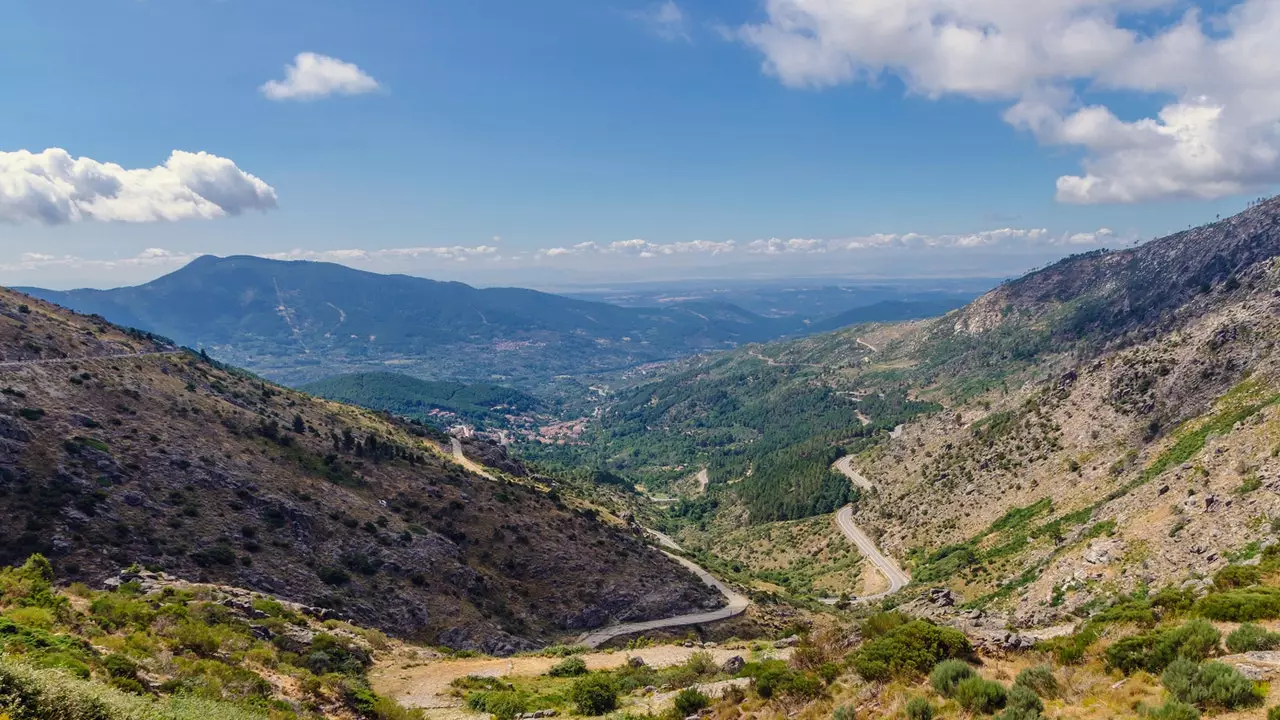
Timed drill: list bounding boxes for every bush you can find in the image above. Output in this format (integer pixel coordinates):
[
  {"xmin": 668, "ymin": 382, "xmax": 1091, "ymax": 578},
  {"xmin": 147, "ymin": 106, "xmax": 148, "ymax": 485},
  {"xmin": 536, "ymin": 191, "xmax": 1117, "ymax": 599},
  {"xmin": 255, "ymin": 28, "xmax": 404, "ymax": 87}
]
[
  {"xmin": 673, "ymin": 688, "xmax": 709, "ymax": 717},
  {"xmin": 1147, "ymin": 700, "xmax": 1200, "ymax": 720},
  {"xmin": 953, "ymin": 676, "xmax": 1007, "ymax": 714},
  {"xmin": 997, "ymin": 685, "xmax": 1043, "ymax": 720},
  {"xmin": 1269, "ymin": 706, "xmax": 1280, "ymax": 720},
  {"xmin": 905, "ymin": 697, "xmax": 934, "ymax": 720},
  {"xmin": 547, "ymin": 656, "xmax": 587, "ymax": 678},
  {"xmin": 1196, "ymin": 587, "xmax": 1280, "ymax": 621},
  {"xmin": 1161, "ymin": 659, "xmax": 1263, "ymax": 711},
  {"xmin": 929, "ymin": 659, "xmax": 976, "ymax": 696},
  {"xmin": 833, "ymin": 705, "xmax": 857, "ymax": 720},
  {"xmin": 479, "ymin": 691, "xmax": 526, "ymax": 720},
  {"xmin": 569, "ymin": 674, "xmax": 618, "ymax": 716},
  {"xmin": 1225, "ymin": 623, "xmax": 1280, "ymax": 653},
  {"xmin": 851, "ymin": 620, "xmax": 972, "ymax": 681},
  {"xmin": 684, "ymin": 650, "xmax": 717, "ymax": 677},
  {"xmin": 1105, "ymin": 619, "xmax": 1220, "ymax": 674},
  {"xmin": 1013, "ymin": 665, "xmax": 1058, "ymax": 699},
  {"xmin": 1213, "ymin": 565, "xmax": 1261, "ymax": 590},
  {"xmin": 860, "ymin": 612, "xmax": 909, "ymax": 638}
]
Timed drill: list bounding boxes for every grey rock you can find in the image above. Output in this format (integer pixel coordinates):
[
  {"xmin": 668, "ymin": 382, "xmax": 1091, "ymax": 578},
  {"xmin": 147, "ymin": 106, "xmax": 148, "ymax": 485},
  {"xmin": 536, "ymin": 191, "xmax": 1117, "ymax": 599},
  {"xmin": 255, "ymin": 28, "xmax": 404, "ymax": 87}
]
[{"xmin": 721, "ymin": 656, "xmax": 746, "ymax": 674}]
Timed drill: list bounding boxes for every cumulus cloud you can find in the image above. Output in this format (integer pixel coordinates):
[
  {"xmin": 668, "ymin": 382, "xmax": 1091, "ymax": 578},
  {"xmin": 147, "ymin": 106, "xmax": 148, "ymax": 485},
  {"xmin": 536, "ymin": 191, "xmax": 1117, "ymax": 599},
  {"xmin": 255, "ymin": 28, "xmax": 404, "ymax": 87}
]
[
  {"xmin": 737, "ymin": 0, "xmax": 1280, "ymax": 203},
  {"xmin": 261, "ymin": 53, "xmax": 380, "ymax": 101},
  {"xmin": 0, "ymin": 149, "xmax": 277, "ymax": 225},
  {"xmin": 634, "ymin": 1, "xmax": 691, "ymax": 42}
]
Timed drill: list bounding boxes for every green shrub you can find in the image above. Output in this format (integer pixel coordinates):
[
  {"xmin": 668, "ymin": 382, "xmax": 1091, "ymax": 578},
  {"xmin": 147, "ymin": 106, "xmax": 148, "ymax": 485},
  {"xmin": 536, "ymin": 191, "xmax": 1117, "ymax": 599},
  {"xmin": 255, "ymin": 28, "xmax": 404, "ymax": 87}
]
[
  {"xmin": 860, "ymin": 612, "xmax": 909, "ymax": 639},
  {"xmin": 1013, "ymin": 665, "xmax": 1058, "ymax": 699},
  {"xmin": 1225, "ymin": 623, "xmax": 1280, "ymax": 653},
  {"xmin": 1213, "ymin": 565, "xmax": 1262, "ymax": 590},
  {"xmin": 1269, "ymin": 706, "xmax": 1280, "ymax": 720},
  {"xmin": 673, "ymin": 687, "xmax": 710, "ymax": 717},
  {"xmin": 684, "ymin": 650, "xmax": 717, "ymax": 677},
  {"xmin": 469, "ymin": 690, "xmax": 526, "ymax": 720},
  {"xmin": 953, "ymin": 676, "xmax": 1007, "ymax": 714},
  {"xmin": 851, "ymin": 620, "xmax": 972, "ymax": 681},
  {"xmin": 997, "ymin": 685, "xmax": 1043, "ymax": 720},
  {"xmin": 547, "ymin": 656, "xmax": 587, "ymax": 678},
  {"xmin": 1105, "ymin": 619, "xmax": 1220, "ymax": 674},
  {"xmin": 1146, "ymin": 699, "xmax": 1200, "ymax": 720},
  {"xmin": 569, "ymin": 674, "xmax": 618, "ymax": 716},
  {"xmin": 0, "ymin": 659, "xmax": 267, "ymax": 720},
  {"xmin": 905, "ymin": 696, "xmax": 934, "ymax": 720},
  {"xmin": 1161, "ymin": 659, "xmax": 1263, "ymax": 711},
  {"xmin": 929, "ymin": 659, "xmax": 976, "ymax": 697},
  {"xmin": 833, "ymin": 704, "xmax": 858, "ymax": 720},
  {"xmin": 1196, "ymin": 587, "xmax": 1280, "ymax": 621}
]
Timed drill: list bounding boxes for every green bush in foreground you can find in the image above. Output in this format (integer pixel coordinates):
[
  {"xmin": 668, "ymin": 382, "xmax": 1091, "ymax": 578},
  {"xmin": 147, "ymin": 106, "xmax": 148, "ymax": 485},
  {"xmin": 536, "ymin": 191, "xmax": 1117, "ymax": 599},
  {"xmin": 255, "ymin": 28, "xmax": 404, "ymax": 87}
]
[
  {"xmin": 905, "ymin": 696, "xmax": 934, "ymax": 720},
  {"xmin": 547, "ymin": 656, "xmax": 588, "ymax": 677},
  {"xmin": 1013, "ymin": 665, "xmax": 1058, "ymax": 699},
  {"xmin": 1146, "ymin": 699, "xmax": 1200, "ymax": 720},
  {"xmin": 1225, "ymin": 623, "xmax": 1280, "ymax": 653},
  {"xmin": 0, "ymin": 660, "xmax": 267, "ymax": 720},
  {"xmin": 1269, "ymin": 706, "xmax": 1280, "ymax": 720},
  {"xmin": 929, "ymin": 659, "xmax": 976, "ymax": 696},
  {"xmin": 1161, "ymin": 659, "xmax": 1263, "ymax": 711},
  {"xmin": 569, "ymin": 674, "xmax": 619, "ymax": 716},
  {"xmin": 953, "ymin": 676, "xmax": 1007, "ymax": 714},
  {"xmin": 1105, "ymin": 619, "xmax": 1220, "ymax": 674},
  {"xmin": 1195, "ymin": 586, "xmax": 1280, "ymax": 621},
  {"xmin": 852, "ymin": 620, "xmax": 972, "ymax": 681},
  {"xmin": 673, "ymin": 687, "xmax": 710, "ymax": 717},
  {"xmin": 997, "ymin": 685, "xmax": 1043, "ymax": 720}
]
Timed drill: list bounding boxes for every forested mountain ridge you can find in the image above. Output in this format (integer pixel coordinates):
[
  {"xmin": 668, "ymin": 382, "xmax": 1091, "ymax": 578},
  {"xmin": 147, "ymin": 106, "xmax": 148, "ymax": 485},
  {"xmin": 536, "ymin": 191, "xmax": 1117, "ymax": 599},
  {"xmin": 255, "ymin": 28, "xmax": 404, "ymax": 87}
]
[
  {"xmin": 20, "ymin": 255, "xmax": 798, "ymax": 386},
  {"xmin": 0, "ymin": 286, "xmax": 720, "ymax": 654}
]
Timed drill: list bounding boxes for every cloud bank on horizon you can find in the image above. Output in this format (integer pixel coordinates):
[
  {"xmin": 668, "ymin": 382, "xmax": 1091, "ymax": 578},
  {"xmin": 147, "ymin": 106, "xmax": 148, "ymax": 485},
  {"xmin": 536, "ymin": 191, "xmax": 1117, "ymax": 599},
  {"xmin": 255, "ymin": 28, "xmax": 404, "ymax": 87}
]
[
  {"xmin": 0, "ymin": 225, "xmax": 1123, "ymax": 289},
  {"xmin": 736, "ymin": 0, "xmax": 1280, "ymax": 204}
]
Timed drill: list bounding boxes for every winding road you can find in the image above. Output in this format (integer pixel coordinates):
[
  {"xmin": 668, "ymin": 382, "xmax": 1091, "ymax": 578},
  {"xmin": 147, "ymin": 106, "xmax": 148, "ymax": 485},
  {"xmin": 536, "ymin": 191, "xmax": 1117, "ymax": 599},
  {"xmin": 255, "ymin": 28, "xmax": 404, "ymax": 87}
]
[
  {"xmin": 831, "ymin": 455, "xmax": 912, "ymax": 601},
  {"xmin": 448, "ymin": 441, "xmax": 750, "ymax": 646},
  {"xmin": 575, "ymin": 552, "xmax": 750, "ymax": 648}
]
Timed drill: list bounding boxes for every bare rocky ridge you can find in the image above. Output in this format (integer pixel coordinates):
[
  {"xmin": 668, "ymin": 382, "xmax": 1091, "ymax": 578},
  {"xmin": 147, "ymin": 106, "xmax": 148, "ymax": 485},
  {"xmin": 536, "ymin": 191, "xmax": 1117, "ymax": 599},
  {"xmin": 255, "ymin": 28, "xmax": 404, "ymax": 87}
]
[{"xmin": 0, "ymin": 288, "xmax": 720, "ymax": 654}]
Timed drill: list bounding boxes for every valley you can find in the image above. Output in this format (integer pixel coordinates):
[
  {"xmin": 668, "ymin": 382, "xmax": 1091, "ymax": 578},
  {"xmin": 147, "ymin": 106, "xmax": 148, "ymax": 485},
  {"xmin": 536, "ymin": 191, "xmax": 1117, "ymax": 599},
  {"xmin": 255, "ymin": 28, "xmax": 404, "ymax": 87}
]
[{"xmin": 8, "ymin": 200, "xmax": 1280, "ymax": 720}]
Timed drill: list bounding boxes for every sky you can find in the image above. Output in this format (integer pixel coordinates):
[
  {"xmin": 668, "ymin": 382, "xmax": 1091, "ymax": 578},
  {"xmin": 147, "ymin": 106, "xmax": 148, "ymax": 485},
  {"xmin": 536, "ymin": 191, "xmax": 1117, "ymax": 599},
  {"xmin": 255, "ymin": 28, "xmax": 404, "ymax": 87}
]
[{"xmin": 2, "ymin": 0, "xmax": 1278, "ymax": 290}]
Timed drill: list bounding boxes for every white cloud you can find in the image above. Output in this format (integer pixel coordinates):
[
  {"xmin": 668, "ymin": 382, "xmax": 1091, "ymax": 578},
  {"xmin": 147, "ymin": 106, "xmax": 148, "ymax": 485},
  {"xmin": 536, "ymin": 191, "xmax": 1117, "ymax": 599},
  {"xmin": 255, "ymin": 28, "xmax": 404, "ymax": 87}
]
[
  {"xmin": 738, "ymin": 0, "xmax": 1280, "ymax": 204},
  {"xmin": 747, "ymin": 237, "xmax": 826, "ymax": 254},
  {"xmin": 0, "ymin": 248, "xmax": 201, "ymax": 274},
  {"xmin": 0, "ymin": 149, "xmax": 277, "ymax": 225},
  {"xmin": 261, "ymin": 53, "xmax": 380, "ymax": 101},
  {"xmin": 265, "ymin": 245, "xmax": 499, "ymax": 264},
  {"xmin": 634, "ymin": 1, "xmax": 691, "ymax": 42}
]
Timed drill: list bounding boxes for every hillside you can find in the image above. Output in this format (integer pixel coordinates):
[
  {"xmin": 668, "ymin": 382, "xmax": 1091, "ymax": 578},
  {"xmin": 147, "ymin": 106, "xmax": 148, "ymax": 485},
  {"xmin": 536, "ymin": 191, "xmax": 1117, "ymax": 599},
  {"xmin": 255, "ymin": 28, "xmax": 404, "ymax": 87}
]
[
  {"xmin": 300, "ymin": 372, "xmax": 541, "ymax": 429},
  {"xmin": 0, "ymin": 286, "xmax": 722, "ymax": 655},
  {"xmin": 21, "ymin": 256, "xmax": 797, "ymax": 386},
  {"xmin": 563, "ymin": 196, "xmax": 1280, "ymax": 624}
]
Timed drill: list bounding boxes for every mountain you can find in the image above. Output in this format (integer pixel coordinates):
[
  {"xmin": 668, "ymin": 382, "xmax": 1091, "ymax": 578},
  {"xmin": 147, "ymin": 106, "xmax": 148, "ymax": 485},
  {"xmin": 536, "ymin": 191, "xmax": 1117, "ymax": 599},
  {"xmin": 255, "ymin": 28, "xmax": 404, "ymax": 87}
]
[
  {"xmin": 300, "ymin": 372, "xmax": 541, "ymax": 428},
  {"xmin": 561, "ymin": 196, "xmax": 1280, "ymax": 625},
  {"xmin": 20, "ymin": 255, "xmax": 798, "ymax": 386},
  {"xmin": 0, "ymin": 286, "xmax": 721, "ymax": 654}
]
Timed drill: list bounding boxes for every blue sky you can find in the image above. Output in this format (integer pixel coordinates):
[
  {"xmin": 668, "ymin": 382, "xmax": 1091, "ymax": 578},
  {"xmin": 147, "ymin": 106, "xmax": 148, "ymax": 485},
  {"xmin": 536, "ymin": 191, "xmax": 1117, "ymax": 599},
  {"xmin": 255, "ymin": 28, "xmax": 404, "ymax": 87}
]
[{"xmin": 1, "ymin": 0, "xmax": 1276, "ymax": 289}]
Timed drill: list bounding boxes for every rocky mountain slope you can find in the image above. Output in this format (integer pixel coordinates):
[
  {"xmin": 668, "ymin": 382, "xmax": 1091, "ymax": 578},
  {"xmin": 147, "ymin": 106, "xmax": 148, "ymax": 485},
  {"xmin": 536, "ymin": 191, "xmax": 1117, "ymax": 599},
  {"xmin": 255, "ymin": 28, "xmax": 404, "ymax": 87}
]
[
  {"xmin": 21, "ymin": 255, "xmax": 799, "ymax": 386},
  {"xmin": 579, "ymin": 196, "xmax": 1280, "ymax": 625},
  {"xmin": 0, "ymin": 287, "xmax": 720, "ymax": 654}
]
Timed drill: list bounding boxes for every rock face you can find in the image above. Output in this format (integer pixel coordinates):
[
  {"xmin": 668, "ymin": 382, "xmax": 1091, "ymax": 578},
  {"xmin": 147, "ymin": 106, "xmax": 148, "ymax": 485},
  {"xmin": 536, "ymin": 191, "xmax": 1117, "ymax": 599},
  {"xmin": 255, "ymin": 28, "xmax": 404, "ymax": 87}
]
[{"xmin": 0, "ymin": 288, "xmax": 720, "ymax": 654}]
